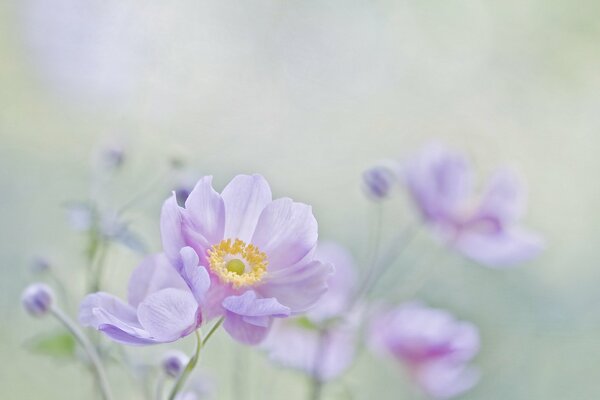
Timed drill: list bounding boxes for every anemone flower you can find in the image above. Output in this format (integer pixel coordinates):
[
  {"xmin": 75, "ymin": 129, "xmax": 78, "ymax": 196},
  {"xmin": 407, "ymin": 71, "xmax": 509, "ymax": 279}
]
[
  {"xmin": 404, "ymin": 143, "xmax": 543, "ymax": 267},
  {"xmin": 263, "ymin": 242, "xmax": 358, "ymax": 381},
  {"xmin": 80, "ymin": 248, "xmax": 208, "ymax": 345},
  {"xmin": 160, "ymin": 174, "xmax": 333, "ymax": 344},
  {"xmin": 369, "ymin": 302, "xmax": 480, "ymax": 399}
]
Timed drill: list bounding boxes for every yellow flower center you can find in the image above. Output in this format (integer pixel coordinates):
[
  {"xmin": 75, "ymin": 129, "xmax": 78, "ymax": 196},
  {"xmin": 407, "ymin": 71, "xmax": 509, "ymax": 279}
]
[{"xmin": 207, "ymin": 238, "xmax": 268, "ymax": 288}]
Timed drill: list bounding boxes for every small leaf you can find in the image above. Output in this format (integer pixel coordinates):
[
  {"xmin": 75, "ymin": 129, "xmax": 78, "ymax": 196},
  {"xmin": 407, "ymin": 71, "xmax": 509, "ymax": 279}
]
[{"xmin": 26, "ymin": 332, "xmax": 77, "ymax": 358}]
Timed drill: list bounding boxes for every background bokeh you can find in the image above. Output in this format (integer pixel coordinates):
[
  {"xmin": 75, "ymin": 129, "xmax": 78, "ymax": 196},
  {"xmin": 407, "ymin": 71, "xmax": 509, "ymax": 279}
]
[{"xmin": 2, "ymin": 0, "xmax": 600, "ymax": 399}]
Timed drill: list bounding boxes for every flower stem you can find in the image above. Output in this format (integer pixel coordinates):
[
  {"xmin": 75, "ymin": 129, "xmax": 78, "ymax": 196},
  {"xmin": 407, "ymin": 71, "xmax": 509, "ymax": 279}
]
[
  {"xmin": 50, "ymin": 307, "xmax": 114, "ymax": 400},
  {"xmin": 167, "ymin": 318, "xmax": 224, "ymax": 400}
]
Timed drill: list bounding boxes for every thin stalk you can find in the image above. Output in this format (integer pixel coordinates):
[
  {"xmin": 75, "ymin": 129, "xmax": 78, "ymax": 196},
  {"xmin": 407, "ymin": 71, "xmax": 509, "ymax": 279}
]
[
  {"xmin": 308, "ymin": 330, "xmax": 328, "ymax": 400},
  {"xmin": 50, "ymin": 307, "xmax": 114, "ymax": 400},
  {"xmin": 167, "ymin": 318, "xmax": 224, "ymax": 400}
]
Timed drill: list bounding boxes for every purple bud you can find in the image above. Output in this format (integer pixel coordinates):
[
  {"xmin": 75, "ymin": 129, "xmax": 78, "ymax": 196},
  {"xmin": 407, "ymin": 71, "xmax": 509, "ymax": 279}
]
[
  {"xmin": 162, "ymin": 350, "xmax": 189, "ymax": 378},
  {"xmin": 362, "ymin": 165, "xmax": 397, "ymax": 200},
  {"xmin": 22, "ymin": 283, "xmax": 54, "ymax": 317}
]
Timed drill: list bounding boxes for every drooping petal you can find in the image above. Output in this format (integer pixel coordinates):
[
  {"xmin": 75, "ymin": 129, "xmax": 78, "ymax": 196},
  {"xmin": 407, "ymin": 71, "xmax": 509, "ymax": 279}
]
[
  {"xmin": 184, "ymin": 176, "xmax": 225, "ymax": 245},
  {"xmin": 98, "ymin": 325, "xmax": 157, "ymax": 346},
  {"xmin": 251, "ymin": 198, "xmax": 318, "ymax": 268},
  {"xmin": 80, "ymin": 292, "xmax": 142, "ymax": 333},
  {"xmin": 258, "ymin": 260, "xmax": 333, "ymax": 314},
  {"xmin": 178, "ymin": 247, "xmax": 211, "ymax": 304},
  {"xmin": 221, "ymin": 174, "xmax": 272, "ymax": 242},
  {"xmin": 454, "ymin": 227, "xmax": 544, "ymax": 267},
  {"xmin": 222, "ymin": 312, "xmax": 271, "ymax": 345},
  {"xmin": 127, "ymin": 253, "xmax": 189, "ymax": 308},
  {"xmin": 137, "ymin": 288, "xmax": 200, "ymax": 342}
]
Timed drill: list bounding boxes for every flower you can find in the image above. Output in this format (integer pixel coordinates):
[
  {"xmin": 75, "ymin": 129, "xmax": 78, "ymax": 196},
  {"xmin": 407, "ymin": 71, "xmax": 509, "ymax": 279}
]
[
  {"xmin": 162, "ymin": 350, "xmax": 190, "ymax": 378},
  {"xmin": 22, "ymin": 283, "xmax": 54, "ymax": 317},
  {"xmin": 404, "ymin": 143, "xmax": 543, "ymax": 267},
  {"xmin": 369, "ymin": 302, "xmax": 480, "ymax": 399},
  {"xmin": 79, "ymin": 249, "xmax": 209, "ymax": 345},
  {"xmin": 263, "ymin": 242, "xmax": 359, "ymax": 381},
  {"xmin": 160, "ymin": 174, "xmax": 333, "ymax": 345}
]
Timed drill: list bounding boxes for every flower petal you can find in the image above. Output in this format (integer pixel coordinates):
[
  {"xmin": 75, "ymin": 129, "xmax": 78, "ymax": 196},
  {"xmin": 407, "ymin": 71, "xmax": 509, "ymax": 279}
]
[
  {"xmin": 251, "ymin": 198, "xmax": 318, "ymax": 268},
  {"xmin": 222, "ymin": 174, "xmax": 272, "ymax": 242},
  {"xmin": 476, "ymin": 168, "xmax": 526, "ymax": 224},
  {"xmin": 98, "ymin": 325, "xmax": 157, "ymax": 346},
  {"xmin": 259, "ymin": 260, "xmax": 333, "ymax": 313},
  {"xmin": 79, "ymin": 292, "xmax": 141, "ymax": 333},
  {"xmin": 127, "ymin": 253, "xmax": 189, "ymax": 308},
  {"xmin": 184, "ymin": 176, "xmax": 225, "ymax": 245},
  {"xmin": 455, "ymin": 227, "xmax": 544, "ymax": 267},
  {"xmin": 178, "ymin": 247, "xmax": 211, "ymax": 304},
  {"xmin": 137, "ymin": 288, "xmax": 200, "ymax": 342},
  {"xmin": 416, "ymin": 361, "xmax": 480, "ymax": 399},
  {"xmin": 223, "ymin": 312, "xmax": 271, "ymax": 345},
  {"xmin": 160, "ymin": 193, "xmax": 187, "ymax": 264},
  {"xmin": 222, "ymin": 290, "xmax": 290, "ymax": 318}
]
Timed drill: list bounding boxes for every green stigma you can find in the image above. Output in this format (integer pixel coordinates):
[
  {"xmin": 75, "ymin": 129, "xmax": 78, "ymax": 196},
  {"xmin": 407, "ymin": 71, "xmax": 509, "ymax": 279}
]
[{"xmin": 225, "ymin": 259, "xmax": 246, "ymax": 275}]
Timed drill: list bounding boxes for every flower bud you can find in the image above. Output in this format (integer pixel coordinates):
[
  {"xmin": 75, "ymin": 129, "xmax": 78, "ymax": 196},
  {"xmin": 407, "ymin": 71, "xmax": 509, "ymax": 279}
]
[
  {"xmin": 22, "ymin": 283, "xmax": 54, "ymax": 317},
  {"xmin": 362, "ymin": 165, "xmax": 397, "ymax": 200},
  {"xmin": 162, "ymin": 350, "xmax": 190, "ymax": 378}
]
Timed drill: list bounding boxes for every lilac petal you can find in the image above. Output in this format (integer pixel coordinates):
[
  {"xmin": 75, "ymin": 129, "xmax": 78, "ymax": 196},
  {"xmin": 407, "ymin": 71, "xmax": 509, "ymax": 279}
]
[
  {"xmin": 178, "ymin": 247, "xmax": 210, "ymax": 304},
  {"xmin": 160, "ymin": 193, "xmax": 187, "ymax": 264},
  {"xmin": 223, "ymin": 312, "xmax": 271, "ymax": 345},
  {"xmin": 264, "ymin": 320, "xmax": 357, "ymax": 381},
  {"xmin": 251, "ymin": 198, "xmax": 318, "ymax": 268},
  {"xmin": 416, "ymin": 362, "xmax": 480, "ymax": 399},
  {"xmin": 454, "ymin": 227, "xmax": 544, "ymax": 267},
  {"xmin": 476, "ymin": 168, "xmax": 526, "ymax": 224},
  {"xmin": 307, "ymin": 242, "xmax": 357, "ymax": 321},
  {"xmin": 127, "ymin": 253, "xmax": 189, "ymax": 308},
  {"xmin": 222, "ymin": 291, "xmax": 290, "ymax": 319},
  {"xmin": 221, "ymin": 174, "xmax": 272, "ymax": 242},
  {"xmin": 137, "ymin": 288, "xmax": 200, "ymax": 342},
  {"xmin": 80, "ymin": 292, "xmax": 141, "ymax": 333},
  {"xmin": 184, "ymin": 176, "xmax": 225, "ymax": 245},
  {"xmin": 405, "ymin": 144, "xmax": 472, "ymax": 222},
  {"xmin": 98, "ymin": 325, "xmax": 157, "ymax": 346},
  {"xmin": 259, "ymin": 260, "xmax": 334, "ymax": 313}
]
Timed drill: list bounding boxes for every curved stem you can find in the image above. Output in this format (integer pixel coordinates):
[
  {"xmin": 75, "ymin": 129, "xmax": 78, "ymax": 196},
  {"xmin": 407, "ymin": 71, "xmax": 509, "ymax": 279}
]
[
  {"xmin": 167, "ymin": 318, "xmax": 223, "ymax": 400},
  {"xmin": 50, "ymin": 307, "xmax": 114, "ymax": 400}
]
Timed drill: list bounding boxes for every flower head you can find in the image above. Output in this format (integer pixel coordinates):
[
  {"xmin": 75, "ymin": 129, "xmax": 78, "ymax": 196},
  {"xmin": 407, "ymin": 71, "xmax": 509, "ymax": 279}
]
[
  {"xmin": 404, "ymin": 143, "xmax": 543, "ymax": 267},
  {"xmin": 362, "ymin": 164, "xmax": 397, "ymax": 200},
  {"xmin": 79, "ymin": 248, "xmax": 209, "ymax": 345},
  {"xmin": 160, "ymin": 174, "xmax": 333, "ymax": 345},
  {"xmin": 369, "ymin": 302, "xmax": 480, "ymax": 399},
  {"xmin": 263, "ymin": 242, "xmax": 359, "ymax": 381},
  {"xmin": 22, "ymin": 283, "xmax": 54, "ymax": 317}
]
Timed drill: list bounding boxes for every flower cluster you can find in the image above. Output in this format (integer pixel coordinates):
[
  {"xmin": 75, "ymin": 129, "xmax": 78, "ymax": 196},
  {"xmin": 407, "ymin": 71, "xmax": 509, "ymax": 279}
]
[{"xmin": 22, "ymin": 142, "xmax": 543, "ymax": 399}]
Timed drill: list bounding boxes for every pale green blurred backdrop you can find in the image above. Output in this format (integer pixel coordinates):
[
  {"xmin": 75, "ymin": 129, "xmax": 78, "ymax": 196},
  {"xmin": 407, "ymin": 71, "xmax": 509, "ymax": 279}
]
[{"xmin": 2, "ymin": 0, "xmax": 600, "ymax": 399}]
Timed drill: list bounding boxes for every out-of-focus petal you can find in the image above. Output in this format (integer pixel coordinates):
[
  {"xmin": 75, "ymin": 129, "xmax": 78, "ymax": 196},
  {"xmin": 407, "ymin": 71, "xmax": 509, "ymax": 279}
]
[
  {"xmin": 252, "ymin": 198, "xmax": 318, "ymax": 268},
  {"xmin": 476, "ymin": 168, "xmax": 526, "ymax": 224},
  {"xmin": 184, "ymin": 176, "xmax": 225, "ymax": 245},
  {"xmin": 221, "ymin": 174, "xmax": 272, "ymax": 242},
  {"xmin": 137, "ymin": 288, "xmax": 200, "ymax": 342},
  {"xmin": 405, "ymin": 144, "xmax": 472, "ymax": 222},
  {"xmin": 454, "ymin": 227, "xmax": 544, "ymax": 267},
  {"xmin": 415, "ymin": 362, "xmax": 480, "ymax": 399},
  {"xmin": 127, "ymin": 254, "xmax": 189, "ymax": 308},
  {"xmin": 259, "ymin": 260, "xmax": 333, "ymax": 314}
]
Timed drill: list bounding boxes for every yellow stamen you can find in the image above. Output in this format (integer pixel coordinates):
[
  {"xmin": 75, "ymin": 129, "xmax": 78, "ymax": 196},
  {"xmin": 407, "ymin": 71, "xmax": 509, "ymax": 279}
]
[{"xmin": 207, "ymin": 239, "xmax": 268, "ymax": 288}]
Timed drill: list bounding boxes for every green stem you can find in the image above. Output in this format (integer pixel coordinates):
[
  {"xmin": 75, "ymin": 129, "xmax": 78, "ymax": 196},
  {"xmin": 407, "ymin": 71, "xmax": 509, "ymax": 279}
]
[
  {"xmin": 167, "ymin": 318, "xmax": 224, "ymax": 400},
  {"xmin": 50, "ymin": 307, "xmax": 114, "ymax": 400}
]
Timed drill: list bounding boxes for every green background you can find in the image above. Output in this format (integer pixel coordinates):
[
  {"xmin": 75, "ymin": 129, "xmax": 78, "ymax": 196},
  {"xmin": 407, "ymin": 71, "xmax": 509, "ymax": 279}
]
[{"xmin": 2, "ymin": 1, "xmax": 600, "ymax": 399}]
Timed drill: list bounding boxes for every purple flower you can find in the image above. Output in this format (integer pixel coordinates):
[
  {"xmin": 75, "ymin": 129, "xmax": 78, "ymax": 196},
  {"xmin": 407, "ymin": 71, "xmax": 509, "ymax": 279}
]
[
  {"xmin": 369, "ymin": 302, "xmax": 480, "ymax": 399},
  {"xmin": 22, "ymin": 283, "xmax": 54, "ymax": 317},
  {"xmin": 79, "ymin": 249, "xmax": 209, "ymax": 345},
  {"xmin": 160, "ymin": 174, "xmax": 333, "ymax": 345},
  {"xmin": 263, "ymin": 242, "xmax": 359, "ymax": 381},
  {"xmin": 405, "ymin": 143, "xmax": 543, "ymax": 267}
]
